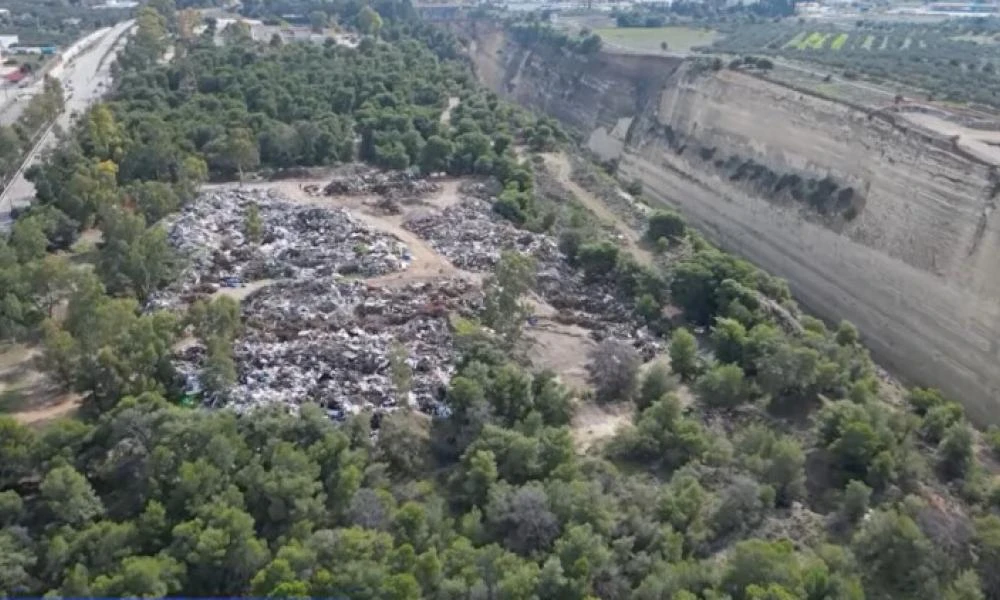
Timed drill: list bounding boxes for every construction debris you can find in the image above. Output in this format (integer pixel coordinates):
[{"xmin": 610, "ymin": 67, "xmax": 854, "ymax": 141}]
[
  {"xmin": 150, "ymin": 189, "xmax": 409, "ymax": 308},
  {"xmin": 175, "ymin": 277, "xmax": 481, "ymax": 416},
  {"xmin": 324, "ymin": 169, "xmax": 441, "ymax": 199},
  {"xmin": 404, "ymin": 196, "xmax": 561, "ymax": 271},
  {"xmin": 401, "ymin": 191, "xmax": 659, "ymax": 358}
]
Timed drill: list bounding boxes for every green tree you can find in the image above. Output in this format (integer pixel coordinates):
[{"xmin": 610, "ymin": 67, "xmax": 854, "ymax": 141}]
[
  {"xmin": 188, "ymin": 296, "xmax": 241, "ymax": 343},
  {"xmin": 90, "ymin": 555, "xmax": 185, "ymax": 598},
  {"xmin": 945, "ymin": 570, "xmax": 984, "ymax": 600},
  {"xmin": 10, "ymin": 215, "xmax": 49, "ymax": 263},
  {"xmin": 97, "ymin": 207, "xmax": 177, "ymax": 302},
  {"xmin": 481, "ymin": 251, "xmax": 536, "ymax": 347},
  {"xmin": 721, "ymin": 539, "xmax": 801, "ymax": 599},
  {"xmin": 309, "ymin": 10, "xmax": 328, "ymax": 32},
  {"xmin": 169, "ymin": 503, "xmax": 270, "ymax": 595},
  {"xmin": 646, "ymin": 209, "xmax": 686, "ymax": 242},
  {"xmin": 40, "ymin": 465, "xmax": 104, "ymax": 528},
  {"xmin": 388, "ymin": 341, "xmax": 412, "ymax": 404},
  {"xmin": 638, "ymin": 359, "xmax": 677, "ymax": 410},
  {"xmin": 419, "ymin": 135, "xmax": 453, "ymax": 173},
  {"xmin": 201, "ymin": 335, "xmax": 237, "ymax": 398},
  {"xmin": 0, "ymin": 530, "xmax": 35, "ymax": 597},
  {"xmin": 939, "ymin": 422, "xmax": 974, "ymax": 480},
  {"xmin": 358, "ymin": 6, "xmax": 383, "ymax": 35},
  {"xmin": 669, "ymin": 327, "xmax": 699, "ymax": 381},
  {"xmin": 852, "ymin": 509, "xmax": 941, "ymax": 599},
  {"xmin": 206, "ymin": 129, "xmax": 260, "ymax": 180},
  {"xmin": 0, "ymin": 417, "xmax": 35, "ymax": 488},
  {"xmin": 842, "ymin": 480, "xmax": 872, "ymax": 523},
  {"xmin": 697, "ymin": 363, "xmax": 750, "ymax": 408},
  {"xmin": 245, "ymin": 202, "xmax": 262, "ymax": 244}
]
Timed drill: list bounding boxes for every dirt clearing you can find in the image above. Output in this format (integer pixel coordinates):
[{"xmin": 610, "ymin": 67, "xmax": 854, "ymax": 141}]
[
  {"xmin": 0, "ymin": 344, "xmax": 80, "ymax": 425},
  {"xmin": 572, "ymin": 401, "xmax": 634, "ymax": 453}
]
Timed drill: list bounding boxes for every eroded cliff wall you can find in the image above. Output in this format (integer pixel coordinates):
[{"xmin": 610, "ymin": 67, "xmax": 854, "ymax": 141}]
[{"xmin": 464, "ymin": 23, "xmax": 1000, "ymax": 423}]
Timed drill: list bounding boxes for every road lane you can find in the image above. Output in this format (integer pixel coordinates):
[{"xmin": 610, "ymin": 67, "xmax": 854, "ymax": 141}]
[{"xmin": 0, "ymin": 19, "xmax": 134, "ymax": 228}]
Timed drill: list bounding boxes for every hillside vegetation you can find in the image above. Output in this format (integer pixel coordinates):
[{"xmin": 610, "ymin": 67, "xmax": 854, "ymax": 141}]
[{"xmin": 2, "ymin": 1, "xmax": 1000, "ymax": 599}]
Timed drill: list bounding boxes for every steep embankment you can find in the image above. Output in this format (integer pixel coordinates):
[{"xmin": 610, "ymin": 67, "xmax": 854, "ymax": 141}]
[{"xmin": 463, "ymin": 22, "xmax": 1000, "ymax": 424}]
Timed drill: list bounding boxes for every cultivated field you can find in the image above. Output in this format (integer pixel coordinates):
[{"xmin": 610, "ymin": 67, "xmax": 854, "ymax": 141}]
[
  {"xmin": 710, "ymin": 20, "xmax": 1000, "ymax": 107},
  {"xmin": 595, "ymin": 25, "xmax": 720, "ymax": 53}
]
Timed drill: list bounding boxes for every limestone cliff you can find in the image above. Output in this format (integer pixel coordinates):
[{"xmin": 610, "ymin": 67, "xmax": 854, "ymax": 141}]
[{"xmin": 463, "ymin": 22, "xmax": 1000, "ymax": 424}]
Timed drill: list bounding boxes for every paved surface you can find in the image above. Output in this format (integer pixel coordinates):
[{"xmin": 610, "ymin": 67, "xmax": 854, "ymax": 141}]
[
  {"xmin": 0, "ymin": 27, "xmax": 116, "ymax": 127},
  {"xmin": 0, "ymin": 19, "xmax": 134, "ymax": 228}
]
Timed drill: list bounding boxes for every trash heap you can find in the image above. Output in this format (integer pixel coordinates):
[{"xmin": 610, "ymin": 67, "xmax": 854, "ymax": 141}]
[
  {"xmin": 404, "ymin": 196, "xmax": 561, "ymax": 271},
  {"xmin": 151, "ymin": 189, "xmax": 409, "ymax": 307},
  {"xmin": 536, "ymin": 266, "xmax": 662, "ymax": 360},
  {"xmin": 402, "ymin": 192, "xmax": 660, "ymax": 359},
  {"xmin": 177, "ymin": 277, "xmax": 481, "ymax": 417},
  {"xmin": 323, "ymin": 169, "xmax": 441, "ymax": 198}
]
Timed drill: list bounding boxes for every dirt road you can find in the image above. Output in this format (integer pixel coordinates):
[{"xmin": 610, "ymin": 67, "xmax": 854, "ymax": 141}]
[{"xmin": 541, "ymin": 152, "xmax": 654, "ymax": 266}]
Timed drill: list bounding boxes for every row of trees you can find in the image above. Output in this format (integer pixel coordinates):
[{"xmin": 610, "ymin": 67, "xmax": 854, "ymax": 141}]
[{"xmin": 0, "ymin": 75, "xmax": 64, "ymax": 185}]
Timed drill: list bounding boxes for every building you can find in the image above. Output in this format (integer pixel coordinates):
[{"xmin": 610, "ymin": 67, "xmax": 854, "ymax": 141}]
[{"xmin": 0, "ymin": 35, "xmax": 19, "ymax": 51}]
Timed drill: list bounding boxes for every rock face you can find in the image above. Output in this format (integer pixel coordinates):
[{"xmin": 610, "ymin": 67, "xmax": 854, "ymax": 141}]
[{"xmin": 463, "ymin": 22, "xmax": 1000, "ymax": 424}]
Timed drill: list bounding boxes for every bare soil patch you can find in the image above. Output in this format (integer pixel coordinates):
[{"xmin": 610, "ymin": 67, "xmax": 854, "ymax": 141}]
[
  {"xmin": 572, "ymin": 401, "xmax": 634, "ymax": 453},
  {"xmin": 0, "ymin": 344, "xmax": 81, "ymax": 426}
]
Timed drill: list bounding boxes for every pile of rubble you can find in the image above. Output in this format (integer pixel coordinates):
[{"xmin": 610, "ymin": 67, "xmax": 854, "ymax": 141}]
[
  {"xmin": 535, "ymin": 266, "xmax": 662, "ymax": 360},
  {"xmin": 176, "ymin": 277, "xmax": 481, "ymax": 417},
  {"xmin": 150, "ymin": 189, "xmax": 409, "ymax": 307},
  {"xmin": 323, "ymin": 170, "xmax": 441, "ymax": 198},
  {"xmin": 399, "ymin": 183, "xmax": 660, "ymax": 358},
  {"xmin": 404, "ymin": 196, "xmax": 561, "ymax": 271}
]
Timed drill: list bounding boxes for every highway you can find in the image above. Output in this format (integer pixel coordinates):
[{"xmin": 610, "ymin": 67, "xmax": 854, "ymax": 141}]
[{"xmin": 0, "ymin": 19, "xmax": 134, "ymax": 228}]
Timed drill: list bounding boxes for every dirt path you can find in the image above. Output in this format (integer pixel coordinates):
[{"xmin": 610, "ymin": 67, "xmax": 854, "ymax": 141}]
[
  {"xmin": 11, "ymin": 396, "xmax": 81, "ymax": 425},
  {"xmin": 440, "ymin": 96, "xmax": 460, "ymax": 126},
  {"xmin": 540, "ymin": 152, "xmax": 654, "ymax": 266}
]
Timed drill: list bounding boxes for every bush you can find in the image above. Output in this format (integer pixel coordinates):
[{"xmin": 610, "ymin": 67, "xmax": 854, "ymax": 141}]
[
  {"xmin": 625, "ymin": 178, "xmax": 643, "ymax": 196},
  {"xmin": 842, "ymin": 479, "xmax": 872, "ymax": 523},
  {"xmin": 939, "ymin": 423, "xmax": 974, "ymax": 481},
  {"xmin": 577, "ymin": 241, "xmax": 619, "ymax": 282},
  {"xmin": 697, "ymin": 363, "xmax": 750, "ymax": 409},
  {"xmin": 669, "ymin": 328, "xmax": 699, "ymax": 381},
  {"xmin": 638, "ymin": 360, "xmax": 677, "ymax": 411},
  {"xmin": 646, "ymin": 209, "xmax": 686, "ymax": 242}
]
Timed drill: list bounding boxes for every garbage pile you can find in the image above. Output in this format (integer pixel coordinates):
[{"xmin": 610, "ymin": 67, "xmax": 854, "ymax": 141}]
[
  {"xmin": 151, "ymin": 189, "xmax": 409, "ymax": 307},
  {"xmin": 402, "ymin": 193, "xmax": 659, "ymax": 358},
  {"xmin": 404, "ymin": 197, "xmax": 561, "ymax": 271},
  {"xmin": 177, "ymin": 277, "xmax": 481, "ymax": 417},
  {"xmin": 536, "ymin": 266, "xmax": 662, "ymax": 360},
  {"xmin": 324, "ymin": 170, "xmax": 441, "ymax": 198}
]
